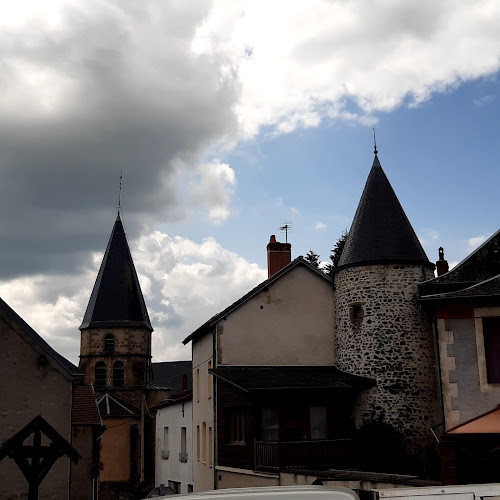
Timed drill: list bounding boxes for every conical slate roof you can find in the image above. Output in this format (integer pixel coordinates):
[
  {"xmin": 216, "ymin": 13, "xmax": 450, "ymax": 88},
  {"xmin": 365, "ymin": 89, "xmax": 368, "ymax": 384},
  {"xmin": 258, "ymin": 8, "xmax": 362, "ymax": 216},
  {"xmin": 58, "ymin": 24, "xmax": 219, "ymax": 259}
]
[
  {"xmin": 338, "ymin": 154, "xmax": 430, "ymax": 268},
  {"xmin": 80, "ymin": 213, "xmax": 152, "ymax": 330}
]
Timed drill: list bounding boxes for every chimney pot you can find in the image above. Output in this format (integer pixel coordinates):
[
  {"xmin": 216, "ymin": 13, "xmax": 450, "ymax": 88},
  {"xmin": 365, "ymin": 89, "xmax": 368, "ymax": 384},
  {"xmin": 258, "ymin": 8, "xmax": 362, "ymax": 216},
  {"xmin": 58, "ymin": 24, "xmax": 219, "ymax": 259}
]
[
  {"xmin": 436, "ymin": 246, "xmax": 449, "ymax": 276},
  {"xmin": 267, "ymin": 236, "xmax": 291, "ymax": 277}
]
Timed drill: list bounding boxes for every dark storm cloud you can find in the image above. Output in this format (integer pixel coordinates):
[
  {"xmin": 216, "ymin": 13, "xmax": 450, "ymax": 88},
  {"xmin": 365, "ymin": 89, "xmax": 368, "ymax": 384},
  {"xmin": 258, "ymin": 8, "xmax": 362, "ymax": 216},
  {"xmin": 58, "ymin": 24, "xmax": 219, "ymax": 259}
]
[{"xmin": 0, "ymin": 0, "xmax": 239, "ymax": 278}]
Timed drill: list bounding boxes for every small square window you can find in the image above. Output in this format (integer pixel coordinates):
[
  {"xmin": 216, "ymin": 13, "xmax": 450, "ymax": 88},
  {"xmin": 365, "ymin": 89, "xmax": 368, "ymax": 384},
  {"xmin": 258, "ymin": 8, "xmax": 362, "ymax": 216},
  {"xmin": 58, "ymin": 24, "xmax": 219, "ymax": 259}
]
[{"xmin": 349, "ymin": 304, "xmax": 364, "ymax": 326}]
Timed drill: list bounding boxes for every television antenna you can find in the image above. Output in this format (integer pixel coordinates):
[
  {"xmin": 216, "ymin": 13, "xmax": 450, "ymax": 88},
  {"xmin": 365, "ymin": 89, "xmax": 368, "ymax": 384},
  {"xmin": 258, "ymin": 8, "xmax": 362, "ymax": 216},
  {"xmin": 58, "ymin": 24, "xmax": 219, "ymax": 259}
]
[{"xmin": 279, "ymin": 220, "xmax": 293, "ymax": 243}]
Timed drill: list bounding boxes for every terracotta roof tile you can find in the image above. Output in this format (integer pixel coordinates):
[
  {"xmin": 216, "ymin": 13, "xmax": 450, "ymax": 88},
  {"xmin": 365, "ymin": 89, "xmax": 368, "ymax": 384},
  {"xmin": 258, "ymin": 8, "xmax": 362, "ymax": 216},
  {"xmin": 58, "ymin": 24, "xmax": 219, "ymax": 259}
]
[{"xmin": 72, "ymin": 385, "xmax": 102, "ymax": 426}]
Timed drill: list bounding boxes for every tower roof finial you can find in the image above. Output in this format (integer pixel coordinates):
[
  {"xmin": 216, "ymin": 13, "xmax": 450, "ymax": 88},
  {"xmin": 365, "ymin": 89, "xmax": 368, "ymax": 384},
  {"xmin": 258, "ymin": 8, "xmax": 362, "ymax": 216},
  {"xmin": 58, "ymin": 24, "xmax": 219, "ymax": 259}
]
[
  {"xmin": 373, "ymin": 128, "xmax": 378, "ymax": 155},
  {"xmin": 118, "ymin": 170, "xmax": 123, "ymax": 215}
]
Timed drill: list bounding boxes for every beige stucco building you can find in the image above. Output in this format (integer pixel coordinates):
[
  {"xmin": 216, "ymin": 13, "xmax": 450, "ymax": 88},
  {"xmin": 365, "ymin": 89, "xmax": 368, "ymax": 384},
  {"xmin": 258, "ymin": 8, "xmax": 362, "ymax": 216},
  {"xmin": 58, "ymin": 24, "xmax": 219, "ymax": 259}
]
[{"xmin": 0, "ymin": 297, "xmax": 101, "ymax": 500}]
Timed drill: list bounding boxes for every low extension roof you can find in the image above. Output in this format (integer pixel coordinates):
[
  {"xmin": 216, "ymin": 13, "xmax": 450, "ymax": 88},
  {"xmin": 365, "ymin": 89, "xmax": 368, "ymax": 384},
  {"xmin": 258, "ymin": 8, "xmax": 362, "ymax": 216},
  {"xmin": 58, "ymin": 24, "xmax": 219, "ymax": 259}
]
[
  {"xmin": 80, "ymin": 213, "xmax": 152, "ymax": 330},
  {"xmin": 97, "ymin": 393, "xmax": 140, "ymax": 417},
  {"xmin": 152, "ymin": 360, "xmax": 192, "ymax": 395},
  {"xmin": 183, "ymin": 256, "xmax": 332, "ymax": 345},
  {"xmin": 0, "ymin": 296, "xmax": 81, "ymax": 380},
  {"xmin": 338, "ymin": 154, "xmax": 430, "ymax": 269},
  {"xmin": 420, "ymin": 228, "xmax": 500, "ymax": 299},
  {"xmin": 209, "ymin": 365, "xmax": 375, "ymax": 392}
]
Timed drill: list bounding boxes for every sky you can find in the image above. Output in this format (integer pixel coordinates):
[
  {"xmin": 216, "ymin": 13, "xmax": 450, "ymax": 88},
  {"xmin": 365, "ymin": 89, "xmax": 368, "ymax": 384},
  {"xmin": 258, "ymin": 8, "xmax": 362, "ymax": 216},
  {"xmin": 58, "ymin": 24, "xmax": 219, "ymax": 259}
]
[{"xmin": 0, "ymin": 0, "xmax": 499, "ymax": 365}]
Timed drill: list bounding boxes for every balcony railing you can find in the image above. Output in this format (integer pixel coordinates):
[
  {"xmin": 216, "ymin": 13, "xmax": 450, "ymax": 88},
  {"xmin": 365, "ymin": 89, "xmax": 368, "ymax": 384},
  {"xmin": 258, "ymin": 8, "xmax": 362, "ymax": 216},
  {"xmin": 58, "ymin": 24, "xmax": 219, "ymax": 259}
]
[{"xmin": 255, "ymin": 439, "xmax": 352, "ymax": 471}]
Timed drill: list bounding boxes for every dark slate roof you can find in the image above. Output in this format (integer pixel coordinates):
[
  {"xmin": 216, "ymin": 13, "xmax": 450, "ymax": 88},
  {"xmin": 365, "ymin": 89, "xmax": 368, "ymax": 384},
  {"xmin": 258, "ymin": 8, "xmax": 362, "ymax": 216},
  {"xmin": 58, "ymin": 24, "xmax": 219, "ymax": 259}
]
[
  {"xmin": 152, "ymin": 360, "xmax": 192, "ymax": 395},
  {"xmin": 209, "ymin": 366, "xmax": 375, "ymax": 391},
  {"xmin": 419, "ymin": 229, "xmax": 500, "ymax": 297},
  {"xmin": 183, "ymin": 256, "xmax": 332, "ymax": 345},
  {"xmin": 80, "ymin": 213, "xmax": 152, "ymax": 330},
  {"xmin": 420, "ymin": 274, "xmax": 500, "ymax": 302},
  {"xmin": 0, "ymin": 296, "xmax": 82, "ymax": 380},
  {"xmin": 97, "ymin": 393, "xmax": 140, "ymax": 417},
  {"xmin": 338, "ymin": 154, "xmax": 430, "ymax": 269},
  {"xmin": 72, "ymin": 385, "xmax": 102, "ymax": 426}
]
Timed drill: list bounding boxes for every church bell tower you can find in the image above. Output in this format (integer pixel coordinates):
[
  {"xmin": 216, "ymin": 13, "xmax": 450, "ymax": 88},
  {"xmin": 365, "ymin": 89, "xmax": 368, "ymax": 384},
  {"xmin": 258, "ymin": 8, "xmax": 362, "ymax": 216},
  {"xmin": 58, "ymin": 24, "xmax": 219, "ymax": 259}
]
[{"xmin": 79, "ymin": 212, "xmax": 153, "ymax": 396}]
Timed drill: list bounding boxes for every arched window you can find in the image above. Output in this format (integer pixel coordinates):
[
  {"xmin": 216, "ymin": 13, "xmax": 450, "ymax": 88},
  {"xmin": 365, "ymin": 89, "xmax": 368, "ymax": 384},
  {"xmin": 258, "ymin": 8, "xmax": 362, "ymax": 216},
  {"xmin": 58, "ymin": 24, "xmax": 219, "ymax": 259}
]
[
  {"xmin": 113, "ymin": 361, "xmax": 125, "ymax": 387},
  {"xmin": 95, "ymin": 361, "xmax": 106, "ymax": 387},
  {"xmin": 104, "ymin": 334, "xmax": 115, "ymax": 355}
]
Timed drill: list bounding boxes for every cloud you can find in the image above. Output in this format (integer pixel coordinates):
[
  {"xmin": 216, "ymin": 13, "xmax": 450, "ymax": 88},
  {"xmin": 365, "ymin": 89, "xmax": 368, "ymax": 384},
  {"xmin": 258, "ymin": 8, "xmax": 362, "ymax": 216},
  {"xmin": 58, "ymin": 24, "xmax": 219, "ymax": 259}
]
[
  {"xmin": 194, "ymin": 0, "xmax": 500, "ymax": 137},
  {"xmin": 473, "ymin": 95, "xmax": 496, "ymax": 106},
  {"xmin": 315, "ymin": 222, "xmax": 327, "ymax": 231},
  {"xmin": 0, "ymin": 231, "xmax": 267, "ymax": 364},
  {"xmin": 468, "ymin": 235, "xmax": 487, "ymax": 249},
  {"xmin": 0, "ymin": 0, "xmax": 239, "ymax": 279},
  {"xmin": 186, "ymin": 160, "xmax": 236, "ymax": 224}
]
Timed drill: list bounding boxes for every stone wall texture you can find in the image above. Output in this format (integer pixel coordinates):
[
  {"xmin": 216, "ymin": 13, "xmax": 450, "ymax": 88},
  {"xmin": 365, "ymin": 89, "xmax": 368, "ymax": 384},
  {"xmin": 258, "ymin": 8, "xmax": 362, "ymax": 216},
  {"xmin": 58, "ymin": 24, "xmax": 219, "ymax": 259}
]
[{"xmin": 334, "ymin": 264, "xmax": 440, "ymax": 450}]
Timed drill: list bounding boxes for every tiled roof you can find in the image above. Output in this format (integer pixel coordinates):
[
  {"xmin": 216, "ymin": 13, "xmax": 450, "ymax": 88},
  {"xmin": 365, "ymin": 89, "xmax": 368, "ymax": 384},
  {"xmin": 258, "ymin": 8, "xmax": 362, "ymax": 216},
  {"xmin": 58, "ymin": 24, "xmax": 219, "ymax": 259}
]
[
  {"xmin": 338, "ymin": 154, "xmax": 430, "ymax": 269},
  {"xmin": 152, "ymin": 360, "xmax": 192, "ymax": 395},
  {"xmin": 183, "ymin": 257, "xmax": 332, "ymax": 344},
  {"xmin": 420, "ymin": 228, "xmax": 500, "ymax": 297},
  {"xmin": 210, "ymin": 365, "xmax": 375, "ymax": 391},
  {"xmin": 72, "ymin": 385, "xmax": 102, "ymax": 426},
  {"xmin": 80, "ymin": 213, "xmax": 152, "ymax": 330},
  {"xmin": 0, "ymin": 297, "xmax": 81, "ymax": 379}
]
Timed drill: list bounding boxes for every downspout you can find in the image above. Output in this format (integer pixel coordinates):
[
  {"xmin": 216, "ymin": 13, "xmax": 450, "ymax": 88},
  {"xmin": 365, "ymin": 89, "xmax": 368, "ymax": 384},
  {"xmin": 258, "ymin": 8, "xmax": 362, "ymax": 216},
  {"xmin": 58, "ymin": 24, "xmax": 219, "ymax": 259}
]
[
  {"xmin": 68, "ymin": 380, "xmax": 74, "ymax": 500},
  {"xmin": 141, "ymin": 393, "xmax": 145, "ymax": 482}
]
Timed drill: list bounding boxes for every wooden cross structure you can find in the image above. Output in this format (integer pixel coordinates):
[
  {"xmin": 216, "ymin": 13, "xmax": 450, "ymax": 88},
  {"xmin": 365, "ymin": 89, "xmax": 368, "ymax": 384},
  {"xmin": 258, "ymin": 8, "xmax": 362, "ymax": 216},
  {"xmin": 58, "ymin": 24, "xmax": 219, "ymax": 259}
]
[{"xmin": 0, "ymin": 415, "xmax": 80, "ymax": 500}]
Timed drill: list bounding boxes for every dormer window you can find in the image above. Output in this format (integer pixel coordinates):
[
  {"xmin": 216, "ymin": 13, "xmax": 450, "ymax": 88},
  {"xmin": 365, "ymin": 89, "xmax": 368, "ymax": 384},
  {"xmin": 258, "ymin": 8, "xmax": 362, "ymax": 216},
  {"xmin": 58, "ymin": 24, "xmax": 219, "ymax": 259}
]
[
  {"xmin": 104, "ymin": 334, "xmax": 115, "ymax": 355},
  {"xmin": 349, "ymin": 303, "xmax": 364, "ymax": 327}
]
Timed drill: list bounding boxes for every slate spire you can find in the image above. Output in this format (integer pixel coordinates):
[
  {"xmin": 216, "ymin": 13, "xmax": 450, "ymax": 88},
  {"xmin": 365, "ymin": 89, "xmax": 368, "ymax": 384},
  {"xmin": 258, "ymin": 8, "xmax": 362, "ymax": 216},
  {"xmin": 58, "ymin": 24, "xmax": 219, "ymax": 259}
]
[
  {"xmin": 338, "ymin": 152, "xmax": 430, "ymax": 268},
  {"xmin": 80, "ymin": 212, "xmax": 152, "ymax": 330}
]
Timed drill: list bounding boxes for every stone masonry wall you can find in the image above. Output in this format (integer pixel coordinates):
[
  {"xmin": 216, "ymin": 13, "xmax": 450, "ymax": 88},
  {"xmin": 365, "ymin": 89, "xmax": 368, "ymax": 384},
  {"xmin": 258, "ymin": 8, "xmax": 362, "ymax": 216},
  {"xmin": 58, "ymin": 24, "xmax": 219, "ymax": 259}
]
[
  {"xmin": 334, "ymin": 264, "xmax": 439, "ymax": 451},
  {"xmin": 79, "ymin": 327, "xmax": 151, "ymax": 388}
]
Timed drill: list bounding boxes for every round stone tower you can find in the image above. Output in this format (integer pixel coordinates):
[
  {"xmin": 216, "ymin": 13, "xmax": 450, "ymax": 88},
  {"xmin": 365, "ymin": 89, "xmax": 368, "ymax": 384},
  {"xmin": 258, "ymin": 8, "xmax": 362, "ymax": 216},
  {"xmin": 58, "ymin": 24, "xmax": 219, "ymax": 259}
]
[{"xmin": 334, "ymin": 152, "xmax": 439, "ymax": 452}]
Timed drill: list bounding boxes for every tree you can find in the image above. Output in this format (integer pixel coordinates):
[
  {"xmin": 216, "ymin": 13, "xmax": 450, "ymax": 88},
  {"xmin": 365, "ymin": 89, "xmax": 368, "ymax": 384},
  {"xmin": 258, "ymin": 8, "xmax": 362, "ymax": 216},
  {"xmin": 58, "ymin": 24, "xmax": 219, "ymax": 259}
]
[
  {"xmin": 305, "ymin": 249, "xmax": 320, "ymax": 268},
  {"xmin": 324, "ymin": 230, "xmax": 348, "ymax": 276}
]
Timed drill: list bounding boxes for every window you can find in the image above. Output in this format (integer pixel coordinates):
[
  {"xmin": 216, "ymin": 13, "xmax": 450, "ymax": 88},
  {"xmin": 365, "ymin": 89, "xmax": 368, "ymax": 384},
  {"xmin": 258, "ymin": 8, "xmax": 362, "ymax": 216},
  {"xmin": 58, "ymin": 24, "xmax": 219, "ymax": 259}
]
[
  {"xmin": 208, "ymin": 361, "xmax": 212, "ymax": 399},
  {"xmin": 349, "ymin": 303, "xmax": 364, "ymax": 326},
  {"xmin": 261, "ymin": 407, "xmax": 279, "ymax": 441},
  {"xmin": 94, "ymin": 361, "xmax": 106, "ymax": 386},
  {"xmin": 113, "ymin": 361, "xmax": 125, "ymax": 387},
  {"xmin": 182, "ymin": 373, "xmax": 188, "ymax": 392},
  {"xmin": 195, "ymin": 368, "xmax": 200, "ymax": 402},
  {"xmin": 104, "ymin": 333, "xmax": 115, "ymax": 354},
  {"xmin": 168, "ymin": 481, "xmax": 181, "ymax": 494},
  {"xmin": 309, "ymin": 406, "xmax": 327, "ymax": 440},
  {"xmin": 196, "ymin": 425, "xmax": 200, "ymax": 461},
  {"xmin": 180, "ymin": 427, "xmax": 187, "ymax": 462},
  {"xmin": 162, "ymin": 427, "xmax": 169, "ymax": 459},
  {"xmin": 188, "ymin": 484, "xmax": 193, "ymax": 494},
  {"xmin": 225, "ymin": 407, "xmax": 246, "ymax": 444},
  {"xmin": 208, "ymin": 426, "xmax": 213, "ymax": 466},
  {"xmin": 202, "ymin": 422, "xmax": 207, "ymax": 462},
  {"xmin": 483, "ymin": 317, "xmax": 500, "ymax": 383}
]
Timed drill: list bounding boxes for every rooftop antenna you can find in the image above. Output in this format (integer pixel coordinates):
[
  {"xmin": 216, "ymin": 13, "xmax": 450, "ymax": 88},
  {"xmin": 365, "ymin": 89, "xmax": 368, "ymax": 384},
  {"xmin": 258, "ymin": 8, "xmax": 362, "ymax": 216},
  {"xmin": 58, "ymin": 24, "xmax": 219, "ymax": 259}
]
[
  {"xmin": 373, "ymin": 128, "xmax": 378, "ymax": 155},
  {"xmin": 279, "ymin": 220, "xmax": 293, "ymax": 243}
]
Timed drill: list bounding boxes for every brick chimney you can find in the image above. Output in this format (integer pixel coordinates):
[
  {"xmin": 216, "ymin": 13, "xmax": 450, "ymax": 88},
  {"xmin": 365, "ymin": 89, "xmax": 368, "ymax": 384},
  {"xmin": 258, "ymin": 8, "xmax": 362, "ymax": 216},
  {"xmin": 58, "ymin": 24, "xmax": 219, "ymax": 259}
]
[
  {"xmin": 436, "ymin": 246, "xmax": 449, "ymax": 276},
  {"xmin": 267, "ymin": 235, "xmax": 291, "ymax": 277}
]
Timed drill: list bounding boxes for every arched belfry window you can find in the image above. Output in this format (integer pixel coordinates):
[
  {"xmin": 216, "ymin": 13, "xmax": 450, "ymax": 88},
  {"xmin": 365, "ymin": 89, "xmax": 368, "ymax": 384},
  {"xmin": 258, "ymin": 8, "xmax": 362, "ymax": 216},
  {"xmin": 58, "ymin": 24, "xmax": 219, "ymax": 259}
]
[
  {"xmin": 95, "ymin": 361, "xmax": 106, "ymax": 387},
  {"xmin": 104, "ymin": 334, "xmax": 115, "ymax": 355},
  {"xmin": 113, "ymin": 361, "xmax": 125, "ymax": 387}
]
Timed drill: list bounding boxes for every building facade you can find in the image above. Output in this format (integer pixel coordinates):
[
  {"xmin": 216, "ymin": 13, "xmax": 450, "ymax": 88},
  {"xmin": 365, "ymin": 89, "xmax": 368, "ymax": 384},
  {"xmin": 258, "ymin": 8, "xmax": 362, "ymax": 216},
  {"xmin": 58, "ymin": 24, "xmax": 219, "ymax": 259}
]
[{"xmin": 184, "ymin": 150, "xmax": 444, "ymax": 491}]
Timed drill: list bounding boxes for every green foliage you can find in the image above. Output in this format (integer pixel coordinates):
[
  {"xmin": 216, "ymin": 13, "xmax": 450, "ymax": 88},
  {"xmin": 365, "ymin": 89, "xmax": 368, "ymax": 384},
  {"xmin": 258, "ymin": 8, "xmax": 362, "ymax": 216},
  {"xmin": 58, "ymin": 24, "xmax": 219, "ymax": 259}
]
[
  {"xmin": 305, "ymin": 249, "xmax": 321, "ymax": 268},
  {"xmin": 324, "ymin": 230, "xmax": 348, "ymax": 276}
]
